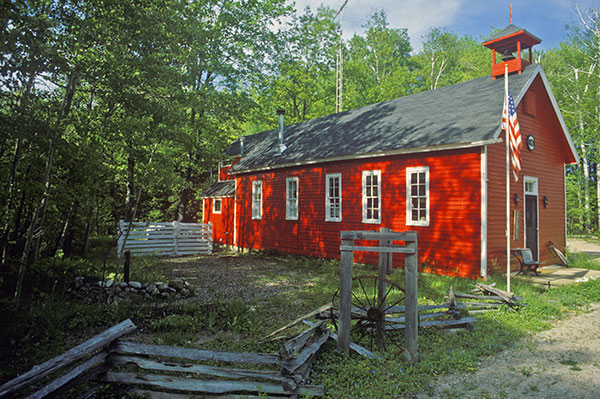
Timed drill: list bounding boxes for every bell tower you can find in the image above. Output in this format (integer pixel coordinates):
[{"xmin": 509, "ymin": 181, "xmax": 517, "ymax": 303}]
[{"xmin": 482, "ymin": 7, "xmax": 541, "ymax": 80}]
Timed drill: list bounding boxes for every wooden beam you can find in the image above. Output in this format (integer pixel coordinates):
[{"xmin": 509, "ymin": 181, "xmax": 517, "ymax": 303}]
[
  {"xmin": 339, "ymin": 245, "xmax": 415, "ymax": 254},
  {"xmin": 0, "ymin": 319, "xmax": 136, "ymax": 398},
  {"xmin": 337, "ymin": 238, "xmax": 354, "ymax": 353},
  {"xmin": 262, "ymin": 303, "xmax": 332, "ymax": 341},
  {"xmin": 279, "ymin": 320, "xmax": 325, "ymax": 360},
  {"xmin": 112, "ymin": 341, "xmax": 279, "ymax": 365},
  {"xmin": 303, "ymin": 320, "xmax": 382, "ymax": 360},
  {"xmin": 108, "ymin": 355, "xmax": 283, "ymax": 382},
  {"xmin": 99, "ymin": 372, "xmax": 325, "ymax": 397},
  {"xmin": 340, "ymin": 231, "xmax": 417, "ymax": 241},
  {"xmin": 26, "ymin": 352, "xmax": 108, "ymax": 399}
]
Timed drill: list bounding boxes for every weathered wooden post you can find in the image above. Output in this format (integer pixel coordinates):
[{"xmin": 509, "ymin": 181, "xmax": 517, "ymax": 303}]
[
  {"xmin": 338, "ymin": 233, "xmax": 354, "ymax": 353},
  {"xmin": 124, "ymin": 251, "xmax": 131, "ymax": 283},
  {"xmin": 404, "ymin": 231, "xmax": 418, "ymax": 364}
]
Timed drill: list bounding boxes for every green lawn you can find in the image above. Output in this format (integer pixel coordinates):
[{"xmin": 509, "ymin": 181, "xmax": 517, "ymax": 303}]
[{"xmin": 1, "ymin": 250, "xmax": 599, "ymax": 398}]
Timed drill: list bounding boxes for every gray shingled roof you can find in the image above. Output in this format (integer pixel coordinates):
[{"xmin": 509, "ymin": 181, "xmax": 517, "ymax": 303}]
[
  {"xmin": 229, "ymin": 64, "xmax": 541, "ymax": 174},
  {"xmin": 200, "ymin": 180, "xmax": 235, "ymax": 198},
  {"xmin": 485, "ymin": 24, "xmax": 542, "ymax": 45}
]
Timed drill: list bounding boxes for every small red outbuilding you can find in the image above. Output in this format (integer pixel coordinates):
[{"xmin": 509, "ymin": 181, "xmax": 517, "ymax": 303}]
[{"xmin": 202, "ymin": 24, "xmax": 578, "ymax": 279}]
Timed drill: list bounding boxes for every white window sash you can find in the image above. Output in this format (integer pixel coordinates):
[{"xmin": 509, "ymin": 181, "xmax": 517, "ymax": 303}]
[
  {"xmin": 362, "ymin": 170, "xmax": 381, "ymax": 224},
  {"xmin": 213, "ymin": 198, "xmax": 222, "ymax": 214},
  {"xmin": 325, "ymin": 173, "xmax": 342, "ymax": 222},
  {"xmin": 286, "ymin": 177, "xmax": 299, "ymax": 220},
  {"xmin": 406, "ymin": 166, "xmax": 430, "ymax": 226},
  {"xmin": 252, "ymin": 180, "xmax": 262, "ymax": 220}
]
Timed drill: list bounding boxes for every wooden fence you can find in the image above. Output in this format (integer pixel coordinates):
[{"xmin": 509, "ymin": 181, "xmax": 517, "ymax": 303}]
[
  {"xmin": 118, "ymin": 220, "xmax": 212, "ymax": 257},
  {"xmin": 0, "ymin": 319, "xmax": 325, "ymax": 398}
]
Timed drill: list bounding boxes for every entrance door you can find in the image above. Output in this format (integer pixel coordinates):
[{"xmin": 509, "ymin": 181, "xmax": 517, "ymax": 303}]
[{"xmin": 524, "ymin": 177, "xmax": 539, "ymax": 261}]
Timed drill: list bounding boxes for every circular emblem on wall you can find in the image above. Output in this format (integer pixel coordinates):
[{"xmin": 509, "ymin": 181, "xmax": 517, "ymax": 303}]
[{"xmin": 527, "ymin": 135, "xmax": 535, "ymax": 151}]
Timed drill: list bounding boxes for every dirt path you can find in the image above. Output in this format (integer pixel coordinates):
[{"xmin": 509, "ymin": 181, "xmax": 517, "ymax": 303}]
[
  {"xmin": 419, "ymin": 303, "xmax": 600, "ymax": 398},
  {"xmin": 418, "ymin": 238, "xmax": 600, "ymax": 399}
]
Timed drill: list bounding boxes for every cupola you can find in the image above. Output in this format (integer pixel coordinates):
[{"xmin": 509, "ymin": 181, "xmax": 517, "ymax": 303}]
[{"xmin": 482, "ymin": 10, "xmax": 541, "ymax": 80}]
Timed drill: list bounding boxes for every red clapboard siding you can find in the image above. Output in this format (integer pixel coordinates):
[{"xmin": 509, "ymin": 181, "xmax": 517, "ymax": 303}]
[
  {"xmin": 487, "ymin": 76, "xmax": 569, "ymax": 273},
  {"xmin": 203, "ymin": 197, "xmax": 235, "ymax": 246},
  {"xmin": 235, "ymin": 147, "xmax": 482, "ymax": 278}
]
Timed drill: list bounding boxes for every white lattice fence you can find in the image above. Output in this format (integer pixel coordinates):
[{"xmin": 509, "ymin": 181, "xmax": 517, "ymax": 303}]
[{"xmin": 118, "ymin": 220, "xmax": 212, "ymax": 257}]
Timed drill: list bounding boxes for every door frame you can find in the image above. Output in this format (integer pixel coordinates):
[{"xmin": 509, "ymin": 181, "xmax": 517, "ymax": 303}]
[{"xmin": 523, "ymin": 176, "xmax": 539, "ymax": 260}]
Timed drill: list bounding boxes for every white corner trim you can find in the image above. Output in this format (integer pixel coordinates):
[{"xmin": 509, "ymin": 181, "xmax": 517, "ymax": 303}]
[{"xmin": 480, "ymin": 146, "xmax": 488, "ymax": 279}]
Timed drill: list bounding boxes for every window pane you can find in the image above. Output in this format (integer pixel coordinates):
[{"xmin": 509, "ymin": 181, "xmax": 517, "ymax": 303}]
[
  {"xmin": 419, "ymin": 210, "xmax": 426, "ymax": 220},
  {"xmin": 411, "ymin": 173, "xmax": 417, "ymax": 184},
  {"xmin": 419, "ymin": 172, "xmax": 425, "ymax": 183},
  {"xmin": 411, "ymin": 186, "xmax": 417, "ymax": 196},
  {"xmin": 412, "ymin": 198, "xmax": 418, "ymax": 208},
  {"xmin": 373, "ymin": 210, "xmax": 379, "ymax": 219},
  {"xmin": 412, "ymin": 210, "xmax": 418, "ymax": 220},
  {"xmin": 419, "ymin": 184, "xmax": 425, "ymax": 196},
  {"xmin": 419, "ymin": 198, "xmax": 426, "ymax": 208}
]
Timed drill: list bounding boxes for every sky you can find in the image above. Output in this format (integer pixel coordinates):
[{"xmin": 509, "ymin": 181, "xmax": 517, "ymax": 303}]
[{"xmin": 292, "ymin": 0, "xmax": 599, "ymax": 52}]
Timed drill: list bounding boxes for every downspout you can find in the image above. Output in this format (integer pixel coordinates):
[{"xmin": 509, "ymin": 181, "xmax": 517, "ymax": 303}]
[{"xmin": 277, "ymin": 109, "xmax": 287, "ymax": 155}]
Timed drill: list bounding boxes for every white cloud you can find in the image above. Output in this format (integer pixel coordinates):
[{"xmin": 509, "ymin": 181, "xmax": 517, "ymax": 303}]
[{"xmin": 291, "ymin": 0, "xmax": 465, "ymax": 51}]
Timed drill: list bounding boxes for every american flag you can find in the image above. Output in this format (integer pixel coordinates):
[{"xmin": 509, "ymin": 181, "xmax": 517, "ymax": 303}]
[{"xmin": 502, "ymin": 89, "xmax": 522, "ymax": 182}]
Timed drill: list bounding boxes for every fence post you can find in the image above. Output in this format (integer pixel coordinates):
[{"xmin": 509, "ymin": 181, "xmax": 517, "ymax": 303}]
[
  {"xmin": 124, "ymin": 251, "xmax": 131, "ymax": 283},
  {"xmin": 404, "ymin": 232, "xmax": 418, "ymax": 365},
  {"xmin": 338, "ymin": 237, "xmax": 354, "ymax": 354},
  {"xmin": 208, "ymin": 222, "xmax": 213, "ymax": 253},
  {"xmin": 173, "ymin": 221, "xmax": 179, "ymax": 257}
]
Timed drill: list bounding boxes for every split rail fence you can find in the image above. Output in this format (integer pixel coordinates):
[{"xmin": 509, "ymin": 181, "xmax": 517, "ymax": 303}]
[
  {"xmin": 0, "ymin": 319, "xmax": 325, "ymax": 398},
  {"xmin": 118, "ymin": 220, "xmax": 212, "ymax": 257}
]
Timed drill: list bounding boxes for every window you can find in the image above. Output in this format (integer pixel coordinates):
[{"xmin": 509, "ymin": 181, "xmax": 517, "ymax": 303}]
[
  {"xmin": 325, "ymin": 173, "xmax": 342, "ymax": 222},
  {"xmin": 406, "ymin": 167, "xmax": 429, "ymax": 226},
  {"xmin": 213, "ymin": 198, "xmax": 222, "ymax": 214},
  {"xmin": 362, "ymin": 170, "xmax": 381, "ymax": 224},
  {"xmin": 286, "ymin": 177, "xmax": 298, "ymax": 220},
  {"xmin": 252, "ymin": 180, "xmax": 262, "ymax": 219}
]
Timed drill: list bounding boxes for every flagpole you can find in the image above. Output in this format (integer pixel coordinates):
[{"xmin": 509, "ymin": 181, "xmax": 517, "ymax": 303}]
[{"xmin": 505, "ymin": 63, "xmax": 511, "ymax": 293}]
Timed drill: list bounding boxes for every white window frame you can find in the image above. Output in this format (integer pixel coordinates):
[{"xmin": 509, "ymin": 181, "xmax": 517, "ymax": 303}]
[
  {"xmin": 252, "ymin": 180, "xmax": 262, "ymax": 220},
  {"xmin": 325, "ymin": 173, "xmax": 342, "ymax": 222},
  {"xmin": 286, "ymin": 177, "xmax": 299, "ymax": 220},
  {"xmin": 406, "ymin": 166, "xmax": 430, "ymax": 226},
  {"xmin": 362, "ymin": 170, "xmax": 381, "ymax": 224},
  {"xmin": 212, "ymin": 198, "xmax": 222, "ymax": 214}
]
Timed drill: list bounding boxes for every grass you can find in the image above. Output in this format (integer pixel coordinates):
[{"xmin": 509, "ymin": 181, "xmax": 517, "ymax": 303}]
[{"xmin": 1, "ymin": 248, "xmax": 600, "ymax": 398}]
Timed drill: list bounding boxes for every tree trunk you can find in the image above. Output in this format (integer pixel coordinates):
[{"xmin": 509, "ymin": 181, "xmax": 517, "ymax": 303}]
[
  {"xmin": 580, "ymin": 143, "xmax": 591, "ymax": 232},
  {"xmin": 14, "ymin": 70, "xmax": 77, "ymax": 306},
  {"xmin": 125, "ymin": 152, "xmax": 135, "ymax": 222},
  {"xmin": 82, "ymin": 191, "xmax": 96, "ymax": 257}
]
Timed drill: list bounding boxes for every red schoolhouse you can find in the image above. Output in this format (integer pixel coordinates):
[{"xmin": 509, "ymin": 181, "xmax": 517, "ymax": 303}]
[{"xmin": 202, "ymin": 24, "xmax": 578, "ymax": 279}]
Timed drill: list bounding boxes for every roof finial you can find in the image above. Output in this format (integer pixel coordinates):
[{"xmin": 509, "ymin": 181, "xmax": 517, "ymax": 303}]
[{"xmin": 510, "ymin": 3, "xmax": 512, "ymax": 24}]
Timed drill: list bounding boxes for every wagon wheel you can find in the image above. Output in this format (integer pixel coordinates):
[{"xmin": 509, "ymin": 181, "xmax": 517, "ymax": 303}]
[{"xmin": 330, "ymin": 275, "xmax": 405, "ymax": 351}]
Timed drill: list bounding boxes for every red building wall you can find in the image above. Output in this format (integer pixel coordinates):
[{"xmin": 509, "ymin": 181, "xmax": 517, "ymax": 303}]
[
  {"xmin": 203, "ymin": 197, "xmax": 235, "ymax": 247},
  {"xmin": 487, "ymin": 76, "xmax": 571, "ymax": 273},
  {"xmin": 235, "ymin": 147, "xmax": 483, "ymax": 278}
]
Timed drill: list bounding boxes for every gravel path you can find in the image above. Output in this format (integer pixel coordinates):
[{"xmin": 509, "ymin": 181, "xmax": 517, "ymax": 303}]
[{"xmin": 419, "ymin": 237, "xmax": 600, "ymax": 399}]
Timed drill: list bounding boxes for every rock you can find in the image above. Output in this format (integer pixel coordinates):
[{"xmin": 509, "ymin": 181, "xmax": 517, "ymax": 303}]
[
  {"xmin": 168, "ymin": 281, "xmax": 185, "ymax": 291},
  {"xmin": 74, "ymin": 277, "xmax": 85, "ymax": 289},
  {"xmin": 119, "ymin": 282, "xmax": 128, "ymax": 289},
  {"xmin": 153, "ymin": 282, "xmax": 165, "ymax": 286},
  {"xmin": 105, "ymin": 279, "xmax": 114, "ymax": 288},
  {"xmin": 166, "ymin": 287, "xmax": 176, "ymax": 294},
  {"xmin": 129, "ymin": 281, "xmax": 142, "ymax": 289},
  {"xmin": 158, "ymin": 284, "xmax": 170, "ymax": 292},
  {"xmin": 150, "ymin": 286, "xmax": 160, "ymax": 296}
]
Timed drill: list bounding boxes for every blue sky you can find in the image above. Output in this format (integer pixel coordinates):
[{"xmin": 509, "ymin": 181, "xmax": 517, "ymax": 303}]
[{"xmin": 293, "ymin": 0, "xmax": 599, "ymax": 52}]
